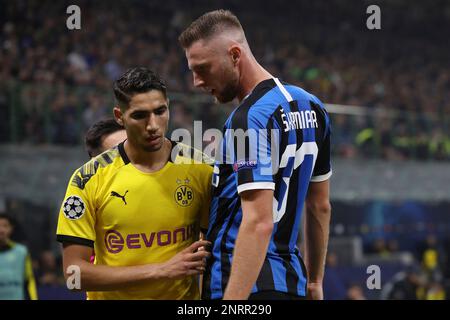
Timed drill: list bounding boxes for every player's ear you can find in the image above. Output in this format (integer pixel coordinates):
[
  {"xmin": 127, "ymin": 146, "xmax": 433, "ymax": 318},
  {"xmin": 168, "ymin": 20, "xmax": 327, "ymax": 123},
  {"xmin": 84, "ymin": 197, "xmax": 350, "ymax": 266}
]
[
  {"xmin": 113, "ymin": 106, "xmax": 124, "ymax": 126},
  {"xmin": 229, "ymin": 46, "xmax": 241, "ymax": 66}
]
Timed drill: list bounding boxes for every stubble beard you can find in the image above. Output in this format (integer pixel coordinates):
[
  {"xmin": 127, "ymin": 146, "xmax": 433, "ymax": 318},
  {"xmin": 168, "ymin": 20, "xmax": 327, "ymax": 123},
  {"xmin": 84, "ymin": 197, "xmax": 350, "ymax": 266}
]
[
  {"xmin": 215, "ymin": 68, "xmax": 240, "ymax": 103},
  {"xmin": 141, "ymin": 138, "xmax": 164, "ymax": 153}
]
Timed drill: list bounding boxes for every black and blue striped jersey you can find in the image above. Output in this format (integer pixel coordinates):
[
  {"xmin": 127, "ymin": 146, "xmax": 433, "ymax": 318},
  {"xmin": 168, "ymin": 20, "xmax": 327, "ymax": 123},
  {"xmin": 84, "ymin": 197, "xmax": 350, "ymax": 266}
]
[{"xmin": 202, "ymin": 78, "xmax": 332, "ymax": 299}]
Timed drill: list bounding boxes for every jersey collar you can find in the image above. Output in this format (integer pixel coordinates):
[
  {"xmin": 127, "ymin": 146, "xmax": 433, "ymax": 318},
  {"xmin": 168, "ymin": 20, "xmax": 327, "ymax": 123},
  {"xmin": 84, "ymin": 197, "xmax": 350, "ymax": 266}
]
[{"xmin": 118, "ymin": 141, "xmax": 131, "ymax": 165}]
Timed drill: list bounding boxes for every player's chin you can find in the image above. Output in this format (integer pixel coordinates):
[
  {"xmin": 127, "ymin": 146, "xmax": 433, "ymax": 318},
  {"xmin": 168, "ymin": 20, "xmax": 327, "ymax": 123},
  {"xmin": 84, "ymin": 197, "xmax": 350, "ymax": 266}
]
[
  {"xmin": 143, "ymin": 145, "xmax": 163, "ymax": 153},
  {"xmin": 215, "ymin": 94, "xmax": 232, "ymax": 104},
  {"xmin": 215, "ymin": 90, "xmax": 236, "ymax": 104},
  {"xmin": 142, "ymin": 140, "xmax": 163, "ymax": 152}
]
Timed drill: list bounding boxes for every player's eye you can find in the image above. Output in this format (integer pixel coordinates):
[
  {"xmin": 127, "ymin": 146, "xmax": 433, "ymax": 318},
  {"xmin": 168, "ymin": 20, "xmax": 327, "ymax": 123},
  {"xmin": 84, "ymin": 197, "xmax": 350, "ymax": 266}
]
[
  {"xmin": 154, "ymin": 106, "xmax": 167, "ymax": 116},
  {"xmin": 130, "ymin": 111, "xmax": 148, "ymax": 120},
  {"xmin": 195, "ymin": 64, "xmax": 209, "ymax": 75}
]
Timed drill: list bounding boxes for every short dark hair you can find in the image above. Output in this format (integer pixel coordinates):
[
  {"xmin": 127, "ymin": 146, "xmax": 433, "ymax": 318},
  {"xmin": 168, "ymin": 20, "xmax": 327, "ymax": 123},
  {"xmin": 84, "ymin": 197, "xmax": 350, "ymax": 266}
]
[
  {"xmin": 0, "ymin": 213, "xmax": 14, "ymax": 227},
  {"xmin": 85, "ymin": 118, "xmax": 124, "ymax": 158},
  {"xmin": 178, "ymin": 10, "xmax": 243, "ymax": 48},
  {"xmin": 113, "ymin": 67, "xmax": 167, "ymax": 109}
]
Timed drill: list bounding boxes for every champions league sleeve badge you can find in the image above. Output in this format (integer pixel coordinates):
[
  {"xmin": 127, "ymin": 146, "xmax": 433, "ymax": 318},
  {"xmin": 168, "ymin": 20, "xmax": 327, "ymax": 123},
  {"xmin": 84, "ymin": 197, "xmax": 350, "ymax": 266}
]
[{"xmin": 63, "ymin": 195, "xmax": 86, "ymax": 220}]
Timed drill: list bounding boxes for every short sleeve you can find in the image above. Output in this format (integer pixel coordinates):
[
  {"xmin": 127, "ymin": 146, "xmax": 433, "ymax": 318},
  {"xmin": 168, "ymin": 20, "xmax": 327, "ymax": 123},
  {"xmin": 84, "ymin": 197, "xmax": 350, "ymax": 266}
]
[
  {"xmin": 227, "ymin": 107, "xmax": 277, "ymax": 195},
  {"xmin": 56, "ymin": 167, "xmax": 97, "ymax": 247},
  {"xmin": 311, "ymin": 108, "xmax": 332, "ymax": 182}
]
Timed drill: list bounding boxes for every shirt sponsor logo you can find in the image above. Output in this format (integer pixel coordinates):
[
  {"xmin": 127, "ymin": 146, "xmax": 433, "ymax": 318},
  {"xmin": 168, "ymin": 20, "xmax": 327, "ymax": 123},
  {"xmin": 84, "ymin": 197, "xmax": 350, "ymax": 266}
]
[{"xmin": 104, "ymin": 224, "xmax": 196, "ymax": 254}]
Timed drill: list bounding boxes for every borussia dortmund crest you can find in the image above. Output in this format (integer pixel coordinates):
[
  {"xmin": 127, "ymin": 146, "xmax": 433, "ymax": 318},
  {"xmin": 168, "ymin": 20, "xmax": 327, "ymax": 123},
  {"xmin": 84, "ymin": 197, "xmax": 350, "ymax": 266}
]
[{"xmin": 174, "ymin": 178, "xmax": 194, "ymax": 207}]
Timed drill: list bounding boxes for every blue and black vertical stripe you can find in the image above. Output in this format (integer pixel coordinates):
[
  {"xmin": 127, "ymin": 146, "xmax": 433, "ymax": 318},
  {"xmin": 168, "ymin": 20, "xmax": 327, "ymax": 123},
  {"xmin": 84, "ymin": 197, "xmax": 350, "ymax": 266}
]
[{"xmin": 203, "ymin": 79, "xmax": 330, "ymax": 299}]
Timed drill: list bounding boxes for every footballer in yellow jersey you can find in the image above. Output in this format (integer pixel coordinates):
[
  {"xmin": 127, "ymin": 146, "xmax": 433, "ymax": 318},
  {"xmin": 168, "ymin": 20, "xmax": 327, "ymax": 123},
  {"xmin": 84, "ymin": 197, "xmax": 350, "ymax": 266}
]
[
  {"xmin": 56, "ymin": 67, "xmax": 212, "ymax": 299},
  {"xmin": 57, "ymin": 142, "xmax": 212, "ymax": 299}
]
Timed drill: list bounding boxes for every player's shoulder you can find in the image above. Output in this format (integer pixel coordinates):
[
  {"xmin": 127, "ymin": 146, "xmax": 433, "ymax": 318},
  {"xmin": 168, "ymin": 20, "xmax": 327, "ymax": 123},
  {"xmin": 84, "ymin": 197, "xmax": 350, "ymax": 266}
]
[
  {"xmin": 284, "ymin": 83, "xmax": 330, "ymax": 120},
  {"xmin": 284, "ymin": 83, "xmax": 325, "ymax": 106},
  {"xmin": 70, "ymin": 146, "xmax": 123, "ymax": 190},
  {"xmin": 8, "ymin": 241, "xmax": 27, "ymax": 255},
  {"xmin": 228, "ymin": 78, "xmax": 281, "ymax": 126},
  {"xmin": 92, "ymin": 146, "xmax": 123, "ymax": 167},
  {"xmin": 230, "ymin": 79, "xmax": 320, "ymax": 127},
  {"xmin": 171, "ymin": 140, "xmax": 214, "ymax": 167},
  {"xmin": 228, "ymin": 99, "xmax": 277, "ymax": 130}
]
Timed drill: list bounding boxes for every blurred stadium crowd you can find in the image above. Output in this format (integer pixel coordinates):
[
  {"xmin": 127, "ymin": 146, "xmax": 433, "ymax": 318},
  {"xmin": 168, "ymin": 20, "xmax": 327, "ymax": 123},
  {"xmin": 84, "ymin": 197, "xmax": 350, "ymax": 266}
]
[
  {"xmin": 1, "ymin": 0, "xmax": 449, "ymax": 160},
  {"xmin": 0, "ymin": 0, "xmax": 449, "ymax": 299}
]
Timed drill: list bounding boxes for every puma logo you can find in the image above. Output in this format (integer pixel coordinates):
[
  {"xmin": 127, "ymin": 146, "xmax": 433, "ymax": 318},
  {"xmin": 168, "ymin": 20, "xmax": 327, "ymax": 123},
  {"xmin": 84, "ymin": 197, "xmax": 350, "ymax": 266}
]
[{"xmin": 110, "ymin": 190, "xmax": 128, "ymax": 205}]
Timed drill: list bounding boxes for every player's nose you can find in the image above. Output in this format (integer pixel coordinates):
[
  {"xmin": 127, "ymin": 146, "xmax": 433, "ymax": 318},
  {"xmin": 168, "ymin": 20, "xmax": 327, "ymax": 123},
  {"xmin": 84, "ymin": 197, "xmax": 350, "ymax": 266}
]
[
  {"xmin": 146, "ymin": 115, "xmax": 159, "ymax": 132},
  {"xmin": 193, "ymin": 72, "xmax": 205, "ymax": 88}
]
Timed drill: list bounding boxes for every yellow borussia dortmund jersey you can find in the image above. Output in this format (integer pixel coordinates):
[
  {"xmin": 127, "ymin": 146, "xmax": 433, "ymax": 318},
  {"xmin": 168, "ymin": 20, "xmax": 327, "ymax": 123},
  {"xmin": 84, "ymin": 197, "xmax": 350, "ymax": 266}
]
[{"xmin": 56, "ymin": 141, "xmax": 213, "ymax": 300}]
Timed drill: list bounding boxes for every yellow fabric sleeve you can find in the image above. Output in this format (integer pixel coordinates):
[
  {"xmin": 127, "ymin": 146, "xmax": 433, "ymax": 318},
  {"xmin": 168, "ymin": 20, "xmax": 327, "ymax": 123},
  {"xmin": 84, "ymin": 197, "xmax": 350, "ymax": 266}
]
[{"xmin": 25, "ymin": 254, "xmax": 38, "ymax": 300}]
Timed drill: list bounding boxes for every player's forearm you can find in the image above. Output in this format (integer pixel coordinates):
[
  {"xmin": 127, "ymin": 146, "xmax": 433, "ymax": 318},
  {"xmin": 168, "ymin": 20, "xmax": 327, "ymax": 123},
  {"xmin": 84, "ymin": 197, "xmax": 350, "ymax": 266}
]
[
  {"xmin": 223, "ymin": 219, "xmax": 273, "ymax": 300},
  {"xmin": 304, "ymin": 201, "xmax": 331, "ymax": 284},
  {"xmin": 63, "ymin": 239, "xmax": 209, "ymax": 291},
  {"xmin": 64, "ymin": 259, "xmax": 164, "ymax": 291}
]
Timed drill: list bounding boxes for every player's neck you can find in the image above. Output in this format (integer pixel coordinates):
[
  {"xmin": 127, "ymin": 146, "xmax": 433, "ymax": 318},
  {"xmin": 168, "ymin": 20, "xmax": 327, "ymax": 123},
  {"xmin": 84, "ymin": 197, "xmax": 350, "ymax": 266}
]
[
  {"xmin": 237, "ymin": 60, "xmax": 273, "ymax": 102},
  {"xmin": 124, "ymin": 138, "xmax": 171, "ymax": 173}
]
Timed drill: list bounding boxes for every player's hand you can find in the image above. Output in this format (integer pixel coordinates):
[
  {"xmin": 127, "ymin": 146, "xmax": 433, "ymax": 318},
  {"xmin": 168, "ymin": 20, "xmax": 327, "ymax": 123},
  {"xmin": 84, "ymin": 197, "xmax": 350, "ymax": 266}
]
[
  {"xmin": 307, "ymin": 282, "xmax": 324, "ymax": 300},
  {"xmin": 160, "ymin": 240, "xmax": 211, "ymax": 280}
]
